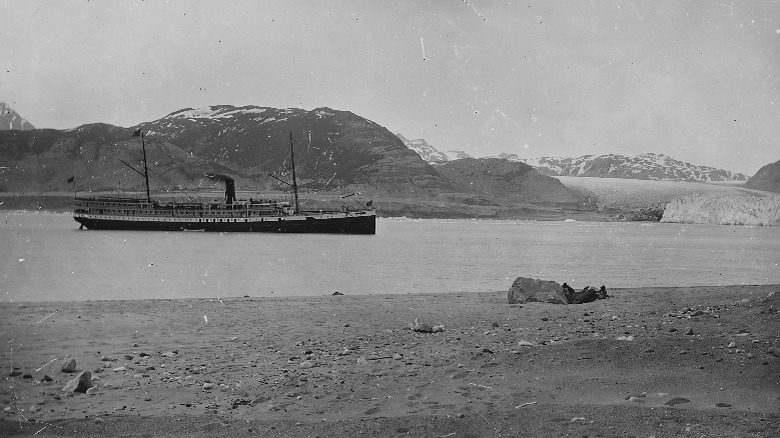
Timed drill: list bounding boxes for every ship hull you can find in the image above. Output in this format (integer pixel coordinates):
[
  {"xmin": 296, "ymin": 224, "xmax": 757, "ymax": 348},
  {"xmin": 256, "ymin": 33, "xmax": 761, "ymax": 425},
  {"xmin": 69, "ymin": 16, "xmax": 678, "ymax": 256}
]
[{"xmin": 74, "ymin": 212, "xmax": 376, "ymax": 234}]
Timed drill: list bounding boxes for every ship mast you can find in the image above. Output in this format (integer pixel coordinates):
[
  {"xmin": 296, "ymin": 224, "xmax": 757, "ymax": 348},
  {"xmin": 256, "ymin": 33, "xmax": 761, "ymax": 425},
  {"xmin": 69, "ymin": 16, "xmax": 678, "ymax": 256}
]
[
  {"xmin": 141, "ymin": 131, "xmax": 151, "ymax": 203},
  {"xmin": 132, "ymin": 128, "xmax": 152, "ymax": 202},
  {"xmin": 289, "ymin": 132, "xmax": 300, "ymax": 214}
]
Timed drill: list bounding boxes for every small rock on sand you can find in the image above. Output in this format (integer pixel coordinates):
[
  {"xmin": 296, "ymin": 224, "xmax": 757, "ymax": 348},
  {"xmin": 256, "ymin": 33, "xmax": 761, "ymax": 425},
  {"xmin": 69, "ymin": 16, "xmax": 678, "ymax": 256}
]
[
  {"xmin": 61, "ymin": 357, "xmax": 77, "ymax": 373},
  {"xmin": 410, "ymin": 318, "xmax": 444, "ymax": 333},
  {"xmin": 61, "ymin": 371, "xmax": 92, "ymax": 393},
  {"xmin": 665, "ymin": 397, "xmax": 691, "ymax": 406}
]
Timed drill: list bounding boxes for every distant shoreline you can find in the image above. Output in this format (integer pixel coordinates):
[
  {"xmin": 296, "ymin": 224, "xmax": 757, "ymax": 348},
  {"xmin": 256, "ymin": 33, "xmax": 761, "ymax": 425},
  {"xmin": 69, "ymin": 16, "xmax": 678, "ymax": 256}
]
[{"xmin": 0, "ymin": 192, "xmax": 617, "ymax": 221}]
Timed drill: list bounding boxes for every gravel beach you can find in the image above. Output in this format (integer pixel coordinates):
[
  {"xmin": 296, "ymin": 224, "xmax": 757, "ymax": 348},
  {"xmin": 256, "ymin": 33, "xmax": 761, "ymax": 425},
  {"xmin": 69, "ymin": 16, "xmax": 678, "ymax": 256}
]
[{"xmin": 1, "ymin": 285, "xmax": 778, "ymax": 437}]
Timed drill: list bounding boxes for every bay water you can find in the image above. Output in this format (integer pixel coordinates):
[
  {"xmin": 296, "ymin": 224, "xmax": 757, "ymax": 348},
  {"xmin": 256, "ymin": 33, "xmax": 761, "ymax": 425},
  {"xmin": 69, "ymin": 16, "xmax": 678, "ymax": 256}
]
[{"xmin": 2, "ymin": 212, "xmax": 778, "ymax": 302}]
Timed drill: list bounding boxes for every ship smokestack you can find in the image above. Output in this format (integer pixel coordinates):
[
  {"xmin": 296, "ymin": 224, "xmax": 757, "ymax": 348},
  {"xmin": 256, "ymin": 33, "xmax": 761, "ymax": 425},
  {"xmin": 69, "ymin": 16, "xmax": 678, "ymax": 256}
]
[
  {"xmin": 224, "ymin": 178, "xmax": 235, "ymax": 205},
  {"xmin": 205, "ymin": 174, "xmax": 236, "ymax": 205}
]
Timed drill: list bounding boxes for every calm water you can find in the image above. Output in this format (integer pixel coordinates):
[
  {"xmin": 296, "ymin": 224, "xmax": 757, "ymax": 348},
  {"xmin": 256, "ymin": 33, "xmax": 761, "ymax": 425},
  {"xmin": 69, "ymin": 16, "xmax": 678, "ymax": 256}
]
[{"xmin": 2, "ymin": 212, "xmax": 779, "ymax": 302}]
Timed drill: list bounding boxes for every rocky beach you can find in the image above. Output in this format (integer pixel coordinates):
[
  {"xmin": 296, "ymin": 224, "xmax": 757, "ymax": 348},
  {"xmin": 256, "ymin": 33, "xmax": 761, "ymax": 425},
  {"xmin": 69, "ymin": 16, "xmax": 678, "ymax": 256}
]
[{"xmin": 1, "ymin": 285, "xmax": 778, "ymax": 437}]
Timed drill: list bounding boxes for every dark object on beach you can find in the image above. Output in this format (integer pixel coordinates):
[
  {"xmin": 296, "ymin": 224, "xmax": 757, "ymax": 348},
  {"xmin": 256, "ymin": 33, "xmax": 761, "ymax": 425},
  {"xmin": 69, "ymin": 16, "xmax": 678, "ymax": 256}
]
[
  {"xmin": 562, "ymin": 282, "xmax": 576, "ymax": 301},
  {"xmin": 570, "ymin": 287, "xmax": 599, "ymax": 304},
  {"xmin": 332, "ymin": 291, "xmax": 344, "ymax": 296},
  {"xmin": 597, "ymin": 285, "xmax": 609, "ymax": 299}
]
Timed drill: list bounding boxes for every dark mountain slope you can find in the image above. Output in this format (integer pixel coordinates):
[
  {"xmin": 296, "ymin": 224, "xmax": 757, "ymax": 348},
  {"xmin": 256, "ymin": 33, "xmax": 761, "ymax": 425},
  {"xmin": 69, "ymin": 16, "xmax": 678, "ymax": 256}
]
[
  {"xmin": 435, "ymin": 158, "xmax": 593, "ymax": 206},
  {"xmin": 0, "ymin": 106, "xmax": 451, "ymax": 195},
  {"xmin": 745, "ymin": 159, "xmax": 780, "ymax": 194}
]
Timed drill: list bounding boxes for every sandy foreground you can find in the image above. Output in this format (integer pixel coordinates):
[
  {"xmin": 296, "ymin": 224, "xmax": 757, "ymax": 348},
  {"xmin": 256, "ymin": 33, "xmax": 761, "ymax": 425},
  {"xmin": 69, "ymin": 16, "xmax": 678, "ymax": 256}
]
[{"xmin": 1, "ymin": 285, "xmax": 778, "ymax": 437}]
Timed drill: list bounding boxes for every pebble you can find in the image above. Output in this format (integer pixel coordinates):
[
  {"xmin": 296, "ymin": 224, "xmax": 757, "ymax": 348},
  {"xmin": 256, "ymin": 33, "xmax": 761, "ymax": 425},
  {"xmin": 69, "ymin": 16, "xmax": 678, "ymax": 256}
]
[
  {"xmin": 616, "ymin": 335, "xmax": 634, "ymax": 341},
  {"xmin": 203, "ymin": 383, "xmax": 214, "ymax": 390},
  {"xmin": 112, "ymin": 366, "xmax": 126, "ymax": 372},
  {"xmin": 727, "ymin": 342, "xmax": 736, "ymax": 348},
  {"xmin": 517, "ymin": 340, "xmax": 534, "ymax": 347},
  {"xmin": 685, "ymin": 327, "xmax": 694, "ymax": 335}
]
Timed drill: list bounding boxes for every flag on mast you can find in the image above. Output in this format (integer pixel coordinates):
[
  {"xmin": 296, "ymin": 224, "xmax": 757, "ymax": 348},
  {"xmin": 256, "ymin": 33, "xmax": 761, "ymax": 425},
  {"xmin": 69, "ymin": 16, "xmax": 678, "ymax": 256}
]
[
  {"xmin": 132, "ymin": 128, "xmax": 142, "ymax": 137},
  {"xmin": 66, "ymin": 176, "xmax": 74, "ymax": 183}
]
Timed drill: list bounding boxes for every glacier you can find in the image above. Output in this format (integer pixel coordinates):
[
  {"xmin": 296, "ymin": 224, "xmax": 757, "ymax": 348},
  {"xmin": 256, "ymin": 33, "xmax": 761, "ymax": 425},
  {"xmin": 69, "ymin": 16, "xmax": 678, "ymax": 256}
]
[{"xmin": 661, "ymin": 194, "xmax": 780, "ymax": 226}]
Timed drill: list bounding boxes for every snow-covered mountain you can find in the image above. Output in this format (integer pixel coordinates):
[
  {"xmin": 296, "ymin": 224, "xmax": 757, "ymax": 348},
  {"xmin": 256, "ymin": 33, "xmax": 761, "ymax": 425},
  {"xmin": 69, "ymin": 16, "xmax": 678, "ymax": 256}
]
[
  {"xmin": 0, "ymin": 102, "xmax": 35, "ymax": 130},
  {"xmin": 398, "ymin": 135, "xmax": 746, "ymax": 182},
  {"xmin": 495, "ymin": 153, "xmax": 747, "ymax": 182},
  {"xmin": 396, "ymin": 134, "xmax": 471, "ymax": 163}
]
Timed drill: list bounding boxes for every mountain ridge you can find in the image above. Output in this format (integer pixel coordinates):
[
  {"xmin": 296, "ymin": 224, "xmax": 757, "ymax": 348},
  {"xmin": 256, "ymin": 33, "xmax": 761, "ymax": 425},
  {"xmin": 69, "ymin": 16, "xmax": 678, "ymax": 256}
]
[{"xmin": 397, "ymin": 135, "xmax": 747, "ymax": 183}]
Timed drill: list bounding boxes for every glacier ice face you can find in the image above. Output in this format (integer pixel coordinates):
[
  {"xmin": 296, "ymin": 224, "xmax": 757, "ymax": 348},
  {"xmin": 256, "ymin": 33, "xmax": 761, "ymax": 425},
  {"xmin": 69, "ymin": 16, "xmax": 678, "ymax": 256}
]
[{"xmin": 661, "ymin": 194, "xmax": 780, "ymax": 226}]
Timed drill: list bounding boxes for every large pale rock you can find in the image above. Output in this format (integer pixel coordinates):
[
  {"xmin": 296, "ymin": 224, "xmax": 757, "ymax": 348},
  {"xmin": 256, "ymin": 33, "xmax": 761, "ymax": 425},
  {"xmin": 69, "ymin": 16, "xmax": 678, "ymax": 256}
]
[
  {"xmin": 508, "ymin": 277, "xmax": 569, "ymax": 304},
  {"xmin": 61, "ymin": 371, "xmax": 92, "ymax": 393}
]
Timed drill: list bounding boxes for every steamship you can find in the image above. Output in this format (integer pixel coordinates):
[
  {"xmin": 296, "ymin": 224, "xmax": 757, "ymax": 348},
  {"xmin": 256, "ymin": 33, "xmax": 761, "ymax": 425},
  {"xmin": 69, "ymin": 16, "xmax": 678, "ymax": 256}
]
[{"xmin": 72, "ymin": 131, "xmax": 376, "ymax": 234}]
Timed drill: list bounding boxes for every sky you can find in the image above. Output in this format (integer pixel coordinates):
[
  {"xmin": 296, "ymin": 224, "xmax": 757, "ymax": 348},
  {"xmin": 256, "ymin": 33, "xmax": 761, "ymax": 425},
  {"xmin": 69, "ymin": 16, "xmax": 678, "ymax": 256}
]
[{"xmin": 1, "ymin": 0, "xmax": 778, "ymax": 175}]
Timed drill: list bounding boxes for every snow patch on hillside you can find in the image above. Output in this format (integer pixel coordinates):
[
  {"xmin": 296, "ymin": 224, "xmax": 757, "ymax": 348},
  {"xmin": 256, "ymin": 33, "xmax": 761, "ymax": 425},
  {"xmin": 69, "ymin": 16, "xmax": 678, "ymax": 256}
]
[{"xmin": 661, "ymin": 194, "xmax": 780, "ymax": 226}]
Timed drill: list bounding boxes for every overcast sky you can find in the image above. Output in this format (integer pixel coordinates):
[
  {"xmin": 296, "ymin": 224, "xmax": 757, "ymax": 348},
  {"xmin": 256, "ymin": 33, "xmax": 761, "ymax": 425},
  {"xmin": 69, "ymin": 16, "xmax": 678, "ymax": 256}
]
[{"xmin": 2, "ymin": 0, "xmax": 778, "ymax": 175}]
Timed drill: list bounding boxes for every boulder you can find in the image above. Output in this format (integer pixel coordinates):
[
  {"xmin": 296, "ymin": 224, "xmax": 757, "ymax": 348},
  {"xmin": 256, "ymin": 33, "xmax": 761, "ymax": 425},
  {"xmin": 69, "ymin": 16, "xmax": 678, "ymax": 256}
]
[
  {"xmin": 508, "ymin": 277, "xmax": 570, "ymax": 304},
  {"xmin": 61, "ymin": 371, "xmax": 92, "ymax": 393}
]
